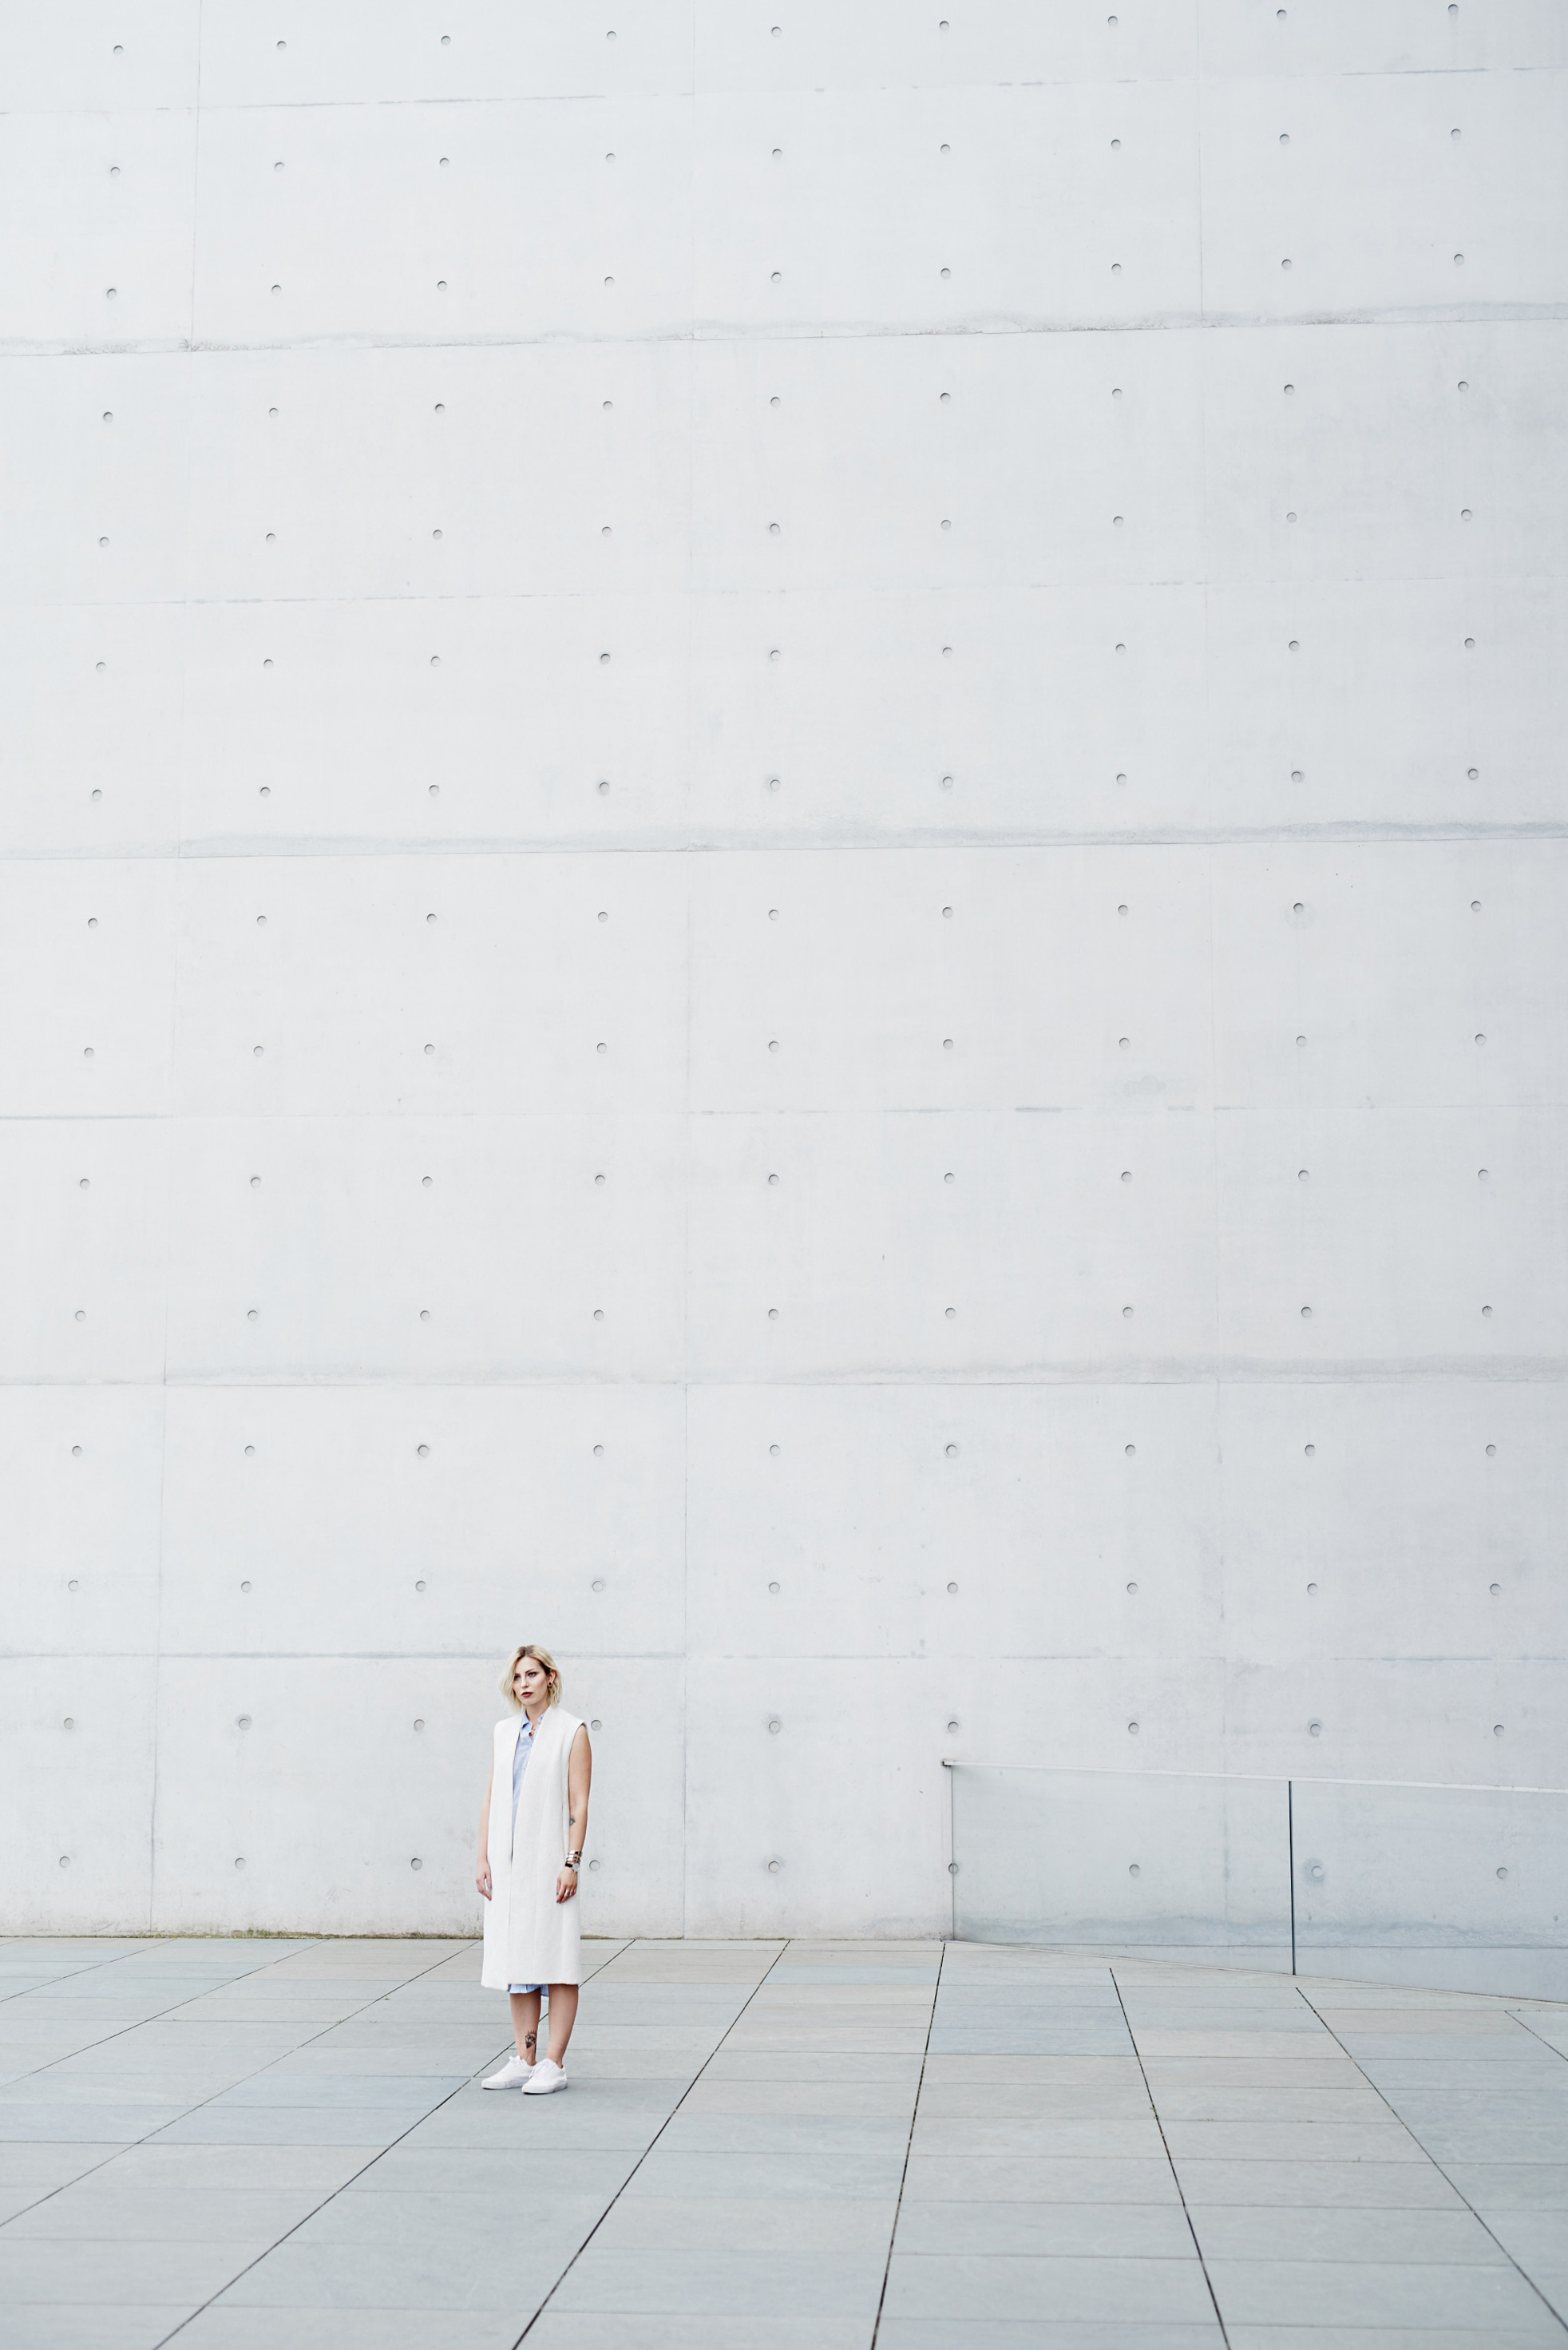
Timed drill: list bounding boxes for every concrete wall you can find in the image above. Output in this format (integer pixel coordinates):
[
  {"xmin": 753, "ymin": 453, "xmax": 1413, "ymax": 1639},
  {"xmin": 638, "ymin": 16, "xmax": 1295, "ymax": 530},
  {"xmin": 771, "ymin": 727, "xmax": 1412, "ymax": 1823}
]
[{"xmin": 3, "ymin": 4, "xmax": 1566, "ymax": 1939}]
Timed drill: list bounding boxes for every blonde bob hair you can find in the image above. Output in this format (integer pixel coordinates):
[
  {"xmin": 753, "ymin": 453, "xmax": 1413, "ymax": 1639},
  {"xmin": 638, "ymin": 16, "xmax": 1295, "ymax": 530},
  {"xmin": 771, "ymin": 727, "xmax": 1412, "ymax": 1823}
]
[{"xmin": 501, "ymin": 1643, "xmax": 562, "ymax": 1710}]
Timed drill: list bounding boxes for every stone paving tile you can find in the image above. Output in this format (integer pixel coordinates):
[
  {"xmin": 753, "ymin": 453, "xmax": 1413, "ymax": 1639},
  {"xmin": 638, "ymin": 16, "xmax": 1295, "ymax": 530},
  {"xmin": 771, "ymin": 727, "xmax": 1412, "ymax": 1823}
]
[
  {"xmin": 1390, "ymin": 2118, "xmax": 1568, "ymax": 2162},
  {"xmin": 208, "ymin": 2072, "xmax": 465, "ymax": 2108},
  {"xmin": 31, "ymin": 2027, "xmax": 307, "ymax": 2063},
  {"xmin": 937, "ymin": 1991, "xmax": 1131, "ymax": 2014},
  {"xmin": 538, "ymin": 2051, "xmax": 706, "ymax": 2083},
  {"xmin": 1447, "ymin": 2160, "xmax": 1568, "ymax": 2207},
  {"xmin": 398, "ymin": 2105, "xmax": 666, "ymax": 2154},
  {"xmin": 1313, "ymin": 2007, "xmax": 1533, "ymax": 2031},
  {"xmin": 1, "ymin": 2003, "xmax": 206, "ymax": 2028},
  {"xmin": 928, "ymin": 2027, "xmax": 1137, "ymax": 2054},
  {"xmin": 286, "ymin": 2186, "xmax": 608, "ymax": 2245},
  {"xmin": 86, "ymin": 2142, "xmax": 372, "ymax": 2193},
  {"xmin": 353, "ymin": 2145, "xmax": 639, "ymax": 2196},
  {"xmin": 877, "ymin": 2328, "xmax": 1222, "ymax": 2350},
  {"xmin": 1484, "ymin": 2209, "xmax": 1568, "ymax": 2269},
  {"xmin": 939, "ymin": 1968, "xmax": 1121, "ymax": 1987},
  {"xmin": 702, "ymin": 2049, "xmax": 924, "ymax": 2082},
  {"xmin": 679, "ymin": 2078, "xmax": 919, "ymax": 2117},
  {"xmin": 176, "ymin": 2312, "xmax": 524, "ymax": 2348},
  {"xmin": 2, "ymin": 2184, "xmax": 321, "ymax": 2245},
  {"xmin": 0, "ymin": 2237, "xmax": 257, "ymax": 2302},
  {"xmin": 151, "ymin": 2106, "xmax": 419, "ymax": 2146},
  {"xmin": 592, "ymin": 2192, "xmax": 896, "ymax": 2251},
  {"xmin": 909, "ymin": 2117, "xmax": 1168, "ymax": 2156},
  {"xmin": 916, "ymin": 2081, "xmax": 1154, "ymax": 2119},
  {"xmin": 769, "ymin": 1966, "xmax": 939, "ymax": 1985},
  {"xmin": 631, "ymin": 2146, "xmax": 912, "ymax": 2197},
  {"xmin": 1142, "ymin": 2086, "xmax": 1396, "ymax": 2121},
  {"xmin": 1358, "ymin": 2064, "xmax": 1568, "ymax": 2096},
  {"xmin": 0, "ymin": 2074, "xmax": 245, "ymax": 2108},
  {"xmin": 548, "ymin": 2245, "xmax": 889, "ymax": 2316},
  {"xmin": 738, "ymin": 2003, "xmax": 929, "ymax": 2028},
  {"xmin": 0, "ymin": 2145, "xmax": 108, "ymax": 2191},
  {"xmin": 902, "ymin": 2154, "xmax": 1183, "ymax": 2203},
  {"xmin": 1335, "ymin": 2030, "xmax": 1558, "ymax": 2059},
  {"xmin": 1134, "ymin": 2031, "xmax": 1347, "ymax": 2058},
  {"xmin": 0, "ymin": 2106, "xmax": 190, "ymax": 2142},
  {"xmin": 1226, "ymin": 2335, "xmax": 1557, "ymax": 2350},
  {"xmin": 1138, "ymin": 2055, "xmax": 1358, "ymax": 2081},
  {"xmin": 1185, "ymin": 2203, "xmax": 1509, "ymax": 2261},
  {"xmin": 728, "ymin": 2026, "xmax": 929, "ymax": 2051},
  {"xmin": 570, "ymin": 1984, "xmax": 753, "ymax": 2008},
  {"xmin": 893, "ymin": 2199, "xmax": 1196, "ymax": 2257},
  {"xmin": 151, "ymin": 2003, "xmax": 376, "ymax": 2027},
  {"xmin": 275, "ymin": 2052, "xmax": 505, "ymax": 2080},
  {"xmin": 0, "ymin": 1942, "xmax": 156, "ymax": 1959},
  {"xmin": 528, "ymin": 2322, "xmax": 869, "ymax": 2350},
  {"xmin": 1206, "ymin": 2256, "xmax": 1564, "ymax": 2332},
  {"xmin": 0, "ymin": 2191, "xmax": 53, "ymax": 2225},
  {"xmin": 0, "ymin": 2303, "xmax": 201, "ymax": 2349},
  {"xmin": 881, "ymin": 2253, "xmax": 1219, "ymax": 2323},
  {"xmin": 1530, "ymin": 2272, "xmax": 1568, "ymax": 2323},
  {"xmin": 921, "ymin": 2052, "xmax": 1140, "ymax": 2083},
  {"xmin": 215, "ymin": 2235, "xmax": 564, "ymax": 2308},
  {"xmin": 0, "ymin": 2027, "xmax": 133, "ymax": 2059},
  {"xmin": 1169, "ymin": 2159, "xmax": 1466, "ymax": 2207},
  {"xmin": 658, "ymin": 2110, "xmax": 914, "ymax": 2155},
  {"xmin": 554, "ymin": 2031, "xmax": 723, "ymax": 2064},
  {"xmin": 1158, "ymin": 2120, "xmax": 1430, "ymax": 2161}
]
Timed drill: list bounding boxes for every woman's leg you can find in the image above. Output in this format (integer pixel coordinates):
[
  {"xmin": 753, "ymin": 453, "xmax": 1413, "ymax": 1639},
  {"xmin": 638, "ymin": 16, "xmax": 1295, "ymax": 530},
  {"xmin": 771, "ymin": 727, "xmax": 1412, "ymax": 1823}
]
[
  {"xmin": 544, "ymin": 1983, "xmax": 579, "ymax": 2066},
  {"xmin": 509, "ymin": 1989, "xmax": 541, "ymax": 2063}
]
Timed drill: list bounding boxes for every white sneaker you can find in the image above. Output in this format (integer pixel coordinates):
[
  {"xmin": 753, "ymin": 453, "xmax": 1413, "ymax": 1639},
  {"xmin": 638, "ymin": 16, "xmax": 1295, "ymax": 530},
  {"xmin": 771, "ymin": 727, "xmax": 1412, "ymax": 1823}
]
[
  {"xmin": 481, "ymin": 2053, "xmax": 534, "ymax": 2090},
  {"xmin": 522, "ymin": 2058, "xmax": 568, "ymax": 2094}
]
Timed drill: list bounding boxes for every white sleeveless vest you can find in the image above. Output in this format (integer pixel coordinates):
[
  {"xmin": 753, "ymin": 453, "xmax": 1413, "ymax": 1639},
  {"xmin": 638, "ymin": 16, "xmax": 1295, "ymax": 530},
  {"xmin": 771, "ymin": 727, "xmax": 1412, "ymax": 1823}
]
[{"xmin": 480, "ymin": 1707, "xmax": 584, "ymax": 1989}]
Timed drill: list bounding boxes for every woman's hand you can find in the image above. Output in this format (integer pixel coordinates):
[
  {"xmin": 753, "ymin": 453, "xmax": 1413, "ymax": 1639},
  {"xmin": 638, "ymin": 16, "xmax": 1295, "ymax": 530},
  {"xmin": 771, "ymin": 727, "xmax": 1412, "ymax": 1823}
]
[
  {"xmin": 476, "ymin": 1757, "xmax": 495, "ymax": 1902},
  {"xmin": 556, "ymin": 1865, "xmax": 578, "ymax": 1904}
]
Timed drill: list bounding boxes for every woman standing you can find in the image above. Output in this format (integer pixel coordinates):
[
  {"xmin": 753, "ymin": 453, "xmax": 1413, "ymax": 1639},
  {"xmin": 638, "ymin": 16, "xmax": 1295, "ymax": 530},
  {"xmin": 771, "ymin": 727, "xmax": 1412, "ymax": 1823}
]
[{"xmin": 476, "ymin": 1645, "xmax": 592, "ymax": 2095}]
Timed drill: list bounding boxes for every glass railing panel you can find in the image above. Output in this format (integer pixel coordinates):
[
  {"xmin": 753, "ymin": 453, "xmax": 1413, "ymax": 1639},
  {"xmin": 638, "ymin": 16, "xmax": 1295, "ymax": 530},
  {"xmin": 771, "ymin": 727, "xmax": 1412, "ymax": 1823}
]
[
  {"xmin": 949, "ymin": 1765, "xmax": 1293, "ymax": 1968},
  {"xmin": 948, "ymin": 1765, "xmax": 1568, "ymax": 1999},
  {"xmin": 1291, "ymin": 1778, "xmax": 1568, "ymax": 2000}
]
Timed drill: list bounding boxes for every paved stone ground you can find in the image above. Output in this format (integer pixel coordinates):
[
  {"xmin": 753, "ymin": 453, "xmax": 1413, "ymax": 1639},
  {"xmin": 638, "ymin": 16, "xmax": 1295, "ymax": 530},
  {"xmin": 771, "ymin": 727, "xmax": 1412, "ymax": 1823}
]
[{"xmin": 1, "ymin": 1937, "xmax": 1566, "ymax": 2349}]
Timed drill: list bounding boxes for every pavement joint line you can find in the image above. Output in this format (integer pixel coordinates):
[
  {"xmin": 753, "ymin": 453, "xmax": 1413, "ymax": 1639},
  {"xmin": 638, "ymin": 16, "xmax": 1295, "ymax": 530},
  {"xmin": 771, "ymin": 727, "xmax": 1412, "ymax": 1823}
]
[
  {"xmin": 1110, "ymin": 1960, "xmax": 1232, "ymax": 2350},
  {"xmin": 868, "ymin": 1931, "xmax": 944, "ymax": 2349},
  {"xmin": 140, "ymin": 1933, "xmax": 617, "ymax": 2350},
  {"xmin": 1505, "ymin": 2006, "xmax": 1568, "ymax": 2067},
  {"xmin": 1292, "ymin": 1978, "xmax": 1568, "ymax": 2341},
  {"xmin": 0, "ymin": 1936, "xmax": 172, "ymax": 2011},
  {"xmin": 0, "ymin": 1943, "xmax": 163, "ymax": 2005},
  {"xmin": 513, "ymin": 1934, "xmax": 794, "ymax": 2346},
  {"xmin": 0, "ymin": 1936, "xmax": 337, "ymax": 2224}
]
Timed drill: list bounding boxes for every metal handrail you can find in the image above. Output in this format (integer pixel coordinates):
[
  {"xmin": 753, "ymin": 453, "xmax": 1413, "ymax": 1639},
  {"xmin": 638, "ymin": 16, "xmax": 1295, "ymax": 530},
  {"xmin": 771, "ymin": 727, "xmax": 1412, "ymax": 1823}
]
[{"xmin": 941, "ymin": 1760, "xmax": 1567, "ymax": 1797}]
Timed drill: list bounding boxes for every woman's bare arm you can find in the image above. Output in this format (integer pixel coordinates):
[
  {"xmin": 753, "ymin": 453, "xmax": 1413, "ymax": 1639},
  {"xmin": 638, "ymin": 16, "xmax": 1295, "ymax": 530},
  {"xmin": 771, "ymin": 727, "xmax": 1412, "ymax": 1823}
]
[
  {"xmin": 475, "ymin": 1754, "xmax": 495, "ymax": 1900},
  {"xmin": 557, "ymin": 1723, "xmax": 592, "ymax": 1902}
]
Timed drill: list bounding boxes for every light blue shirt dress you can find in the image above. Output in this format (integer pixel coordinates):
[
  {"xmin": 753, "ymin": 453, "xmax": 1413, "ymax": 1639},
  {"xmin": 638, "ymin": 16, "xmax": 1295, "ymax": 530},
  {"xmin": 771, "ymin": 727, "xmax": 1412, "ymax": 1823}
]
[{"xmin": 506, "ymin": 1714, "xmax": 546, "ymax": 1996}]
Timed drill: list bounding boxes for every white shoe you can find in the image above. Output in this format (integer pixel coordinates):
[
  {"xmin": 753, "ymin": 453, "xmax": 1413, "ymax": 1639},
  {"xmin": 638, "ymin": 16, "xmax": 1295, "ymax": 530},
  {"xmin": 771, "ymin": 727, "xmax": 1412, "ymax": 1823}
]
[
  {"xmin": 481, "ymin": 2053, "xmax": 534, "ymax": 2090},
  {"xmin": 522, "ymin": 2058, "xmax": 568, "ymax": 2094}
]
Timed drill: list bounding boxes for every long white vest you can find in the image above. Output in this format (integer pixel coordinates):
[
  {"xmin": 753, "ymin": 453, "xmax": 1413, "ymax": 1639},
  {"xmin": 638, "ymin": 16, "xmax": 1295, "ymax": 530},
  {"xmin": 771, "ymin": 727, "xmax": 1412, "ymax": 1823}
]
[{"xmin": 480, "ymin": 1707, "xmax": 584, "ymax": 1990}]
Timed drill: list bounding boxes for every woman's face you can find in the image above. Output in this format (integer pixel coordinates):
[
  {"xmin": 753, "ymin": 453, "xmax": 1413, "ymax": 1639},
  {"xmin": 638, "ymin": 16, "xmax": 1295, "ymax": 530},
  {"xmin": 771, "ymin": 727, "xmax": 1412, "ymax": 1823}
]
[{"xmin": 514, "ymin": 1655, "xmax": 551, "ymax": 1710}]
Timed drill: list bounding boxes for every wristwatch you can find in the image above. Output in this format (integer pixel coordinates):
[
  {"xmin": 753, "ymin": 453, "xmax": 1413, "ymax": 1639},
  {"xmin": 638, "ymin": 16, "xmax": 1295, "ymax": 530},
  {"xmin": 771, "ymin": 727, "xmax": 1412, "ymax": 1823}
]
[{"xmin": 565, "ymin": 1851, "xmax": 583, "ymax": 1870}]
